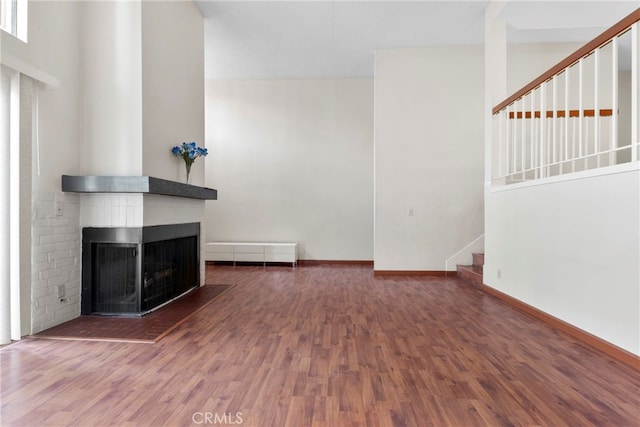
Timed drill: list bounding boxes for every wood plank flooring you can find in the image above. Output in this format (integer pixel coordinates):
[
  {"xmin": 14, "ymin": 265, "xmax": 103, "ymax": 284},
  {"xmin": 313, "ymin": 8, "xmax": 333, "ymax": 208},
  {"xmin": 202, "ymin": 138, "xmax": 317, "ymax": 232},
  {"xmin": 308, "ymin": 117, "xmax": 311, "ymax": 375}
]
[{"xmin": 2, "ymin": 265, "xmax": 639, "ymax": 426}]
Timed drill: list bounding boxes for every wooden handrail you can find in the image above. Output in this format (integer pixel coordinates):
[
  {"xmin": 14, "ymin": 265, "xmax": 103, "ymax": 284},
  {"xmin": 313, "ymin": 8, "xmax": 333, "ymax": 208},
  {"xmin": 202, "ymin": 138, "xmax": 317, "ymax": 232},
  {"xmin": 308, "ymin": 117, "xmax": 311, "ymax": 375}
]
[
  {"xmin": 493, "ymin": 8, "xmax": 640, "ymax": 115},
  {"xmin": 508, "ymin": 109, "xmax": 614, "ymax": 119}
]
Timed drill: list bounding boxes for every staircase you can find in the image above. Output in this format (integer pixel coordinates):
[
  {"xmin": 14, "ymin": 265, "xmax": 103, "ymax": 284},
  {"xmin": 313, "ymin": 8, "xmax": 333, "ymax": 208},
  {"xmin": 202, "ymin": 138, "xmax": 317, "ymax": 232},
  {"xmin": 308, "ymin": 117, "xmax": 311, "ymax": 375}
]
[{"xmin": 457, "ymin": 253, "xmax": 484, "ymax": 288}]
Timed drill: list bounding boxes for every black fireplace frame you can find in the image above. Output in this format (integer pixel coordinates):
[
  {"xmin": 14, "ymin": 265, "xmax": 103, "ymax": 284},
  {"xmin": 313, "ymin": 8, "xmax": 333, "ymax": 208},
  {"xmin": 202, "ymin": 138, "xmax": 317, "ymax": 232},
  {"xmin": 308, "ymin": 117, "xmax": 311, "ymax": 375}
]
[{"xmin": 81, "ymin": 222, "xmax": 200, "ymax": 316}]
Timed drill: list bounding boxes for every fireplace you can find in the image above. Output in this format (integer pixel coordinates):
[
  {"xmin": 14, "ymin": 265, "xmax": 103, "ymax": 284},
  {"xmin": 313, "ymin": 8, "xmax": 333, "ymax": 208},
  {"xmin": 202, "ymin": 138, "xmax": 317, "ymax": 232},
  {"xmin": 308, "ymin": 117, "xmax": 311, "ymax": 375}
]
[{"xmin": 82, "ymin": 223, "xmax": 200, "ymax": 316}]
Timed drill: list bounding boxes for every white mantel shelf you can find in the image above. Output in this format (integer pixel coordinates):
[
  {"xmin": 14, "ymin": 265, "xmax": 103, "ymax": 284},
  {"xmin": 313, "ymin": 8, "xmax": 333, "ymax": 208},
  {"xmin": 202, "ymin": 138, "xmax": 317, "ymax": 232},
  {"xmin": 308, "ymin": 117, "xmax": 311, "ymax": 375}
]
[{"xmin": 61, "ymin": 175, "xmax": 217, "ymax": 200}]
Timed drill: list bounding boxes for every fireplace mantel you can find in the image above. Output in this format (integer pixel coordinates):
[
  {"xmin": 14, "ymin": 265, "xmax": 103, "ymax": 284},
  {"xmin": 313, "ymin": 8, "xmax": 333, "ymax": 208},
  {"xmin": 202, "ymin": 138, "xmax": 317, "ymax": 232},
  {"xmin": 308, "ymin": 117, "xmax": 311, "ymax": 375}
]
[{"xmin": 62, "ymin": 175, "xmax": 217, "ymax": 200}]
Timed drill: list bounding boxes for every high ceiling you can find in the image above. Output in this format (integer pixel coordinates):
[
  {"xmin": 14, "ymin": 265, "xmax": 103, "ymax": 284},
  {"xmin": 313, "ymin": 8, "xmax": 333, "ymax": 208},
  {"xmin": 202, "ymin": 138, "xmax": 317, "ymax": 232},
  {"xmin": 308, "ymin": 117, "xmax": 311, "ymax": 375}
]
[{"xmin": 194, "ymin": 0, "xmax": 639, "ymax": 80}]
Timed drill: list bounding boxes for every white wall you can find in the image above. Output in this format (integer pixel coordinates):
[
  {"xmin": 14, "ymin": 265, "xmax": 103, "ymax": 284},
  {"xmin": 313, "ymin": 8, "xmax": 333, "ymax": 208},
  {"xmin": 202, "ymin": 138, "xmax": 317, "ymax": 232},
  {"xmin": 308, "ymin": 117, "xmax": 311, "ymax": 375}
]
[
  {"xmin": 485, "ymin": 171, "xmax": 640, "ymax": 355},
  {"xmin": 374, "ymin": 47, "xmax": 485, "ymax": 271},
  {"xmin": 142, "ymin": 0, "xmax": 205, "ymax": 186},
  {"xmin": 507, "ymin": 43, "xmax": 582, "ymax": 96},
  {"xmin": 205, "ymin": 79, "xmax": 374, "ymax": 261}
]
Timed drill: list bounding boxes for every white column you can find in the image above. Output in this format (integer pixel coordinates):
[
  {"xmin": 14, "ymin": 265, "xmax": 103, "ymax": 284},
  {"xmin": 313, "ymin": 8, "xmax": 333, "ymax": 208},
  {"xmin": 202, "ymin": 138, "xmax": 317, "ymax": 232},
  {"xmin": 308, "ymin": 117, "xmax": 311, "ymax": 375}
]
[
  {"xmin": 81, "ymin": 0, "xmax": 143, "ymax": 176},
  {"xmin": 484, "ymin": 3, "xmax": 507, "ymax": 187}
]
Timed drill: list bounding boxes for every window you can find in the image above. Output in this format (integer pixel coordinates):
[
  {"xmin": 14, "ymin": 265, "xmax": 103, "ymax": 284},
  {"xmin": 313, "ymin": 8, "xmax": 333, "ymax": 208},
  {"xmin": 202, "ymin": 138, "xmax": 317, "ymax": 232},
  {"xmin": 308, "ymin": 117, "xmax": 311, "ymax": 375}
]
[{"xmin": 1, "ymin": 0, "xmax": 27, "ymax": 41}]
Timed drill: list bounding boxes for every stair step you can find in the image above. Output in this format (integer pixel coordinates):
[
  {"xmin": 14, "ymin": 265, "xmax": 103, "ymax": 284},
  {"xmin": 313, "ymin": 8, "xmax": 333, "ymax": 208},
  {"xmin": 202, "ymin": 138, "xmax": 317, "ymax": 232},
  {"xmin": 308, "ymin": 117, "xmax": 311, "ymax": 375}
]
[
  {"xmin": 472, "ymin": 253, "xmax": 484, "ymax": 267},
  {"xmin": 457, "ymin": 264, "xmax": 483, "ymax": 289}
]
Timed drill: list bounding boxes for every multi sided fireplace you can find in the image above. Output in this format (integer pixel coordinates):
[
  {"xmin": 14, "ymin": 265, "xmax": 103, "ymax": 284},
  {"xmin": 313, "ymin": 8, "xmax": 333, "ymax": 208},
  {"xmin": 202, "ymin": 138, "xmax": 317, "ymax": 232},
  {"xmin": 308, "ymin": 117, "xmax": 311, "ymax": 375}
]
[{"xmin": 81, "ymin": 223, "xmax": 200, "ymax": 316}]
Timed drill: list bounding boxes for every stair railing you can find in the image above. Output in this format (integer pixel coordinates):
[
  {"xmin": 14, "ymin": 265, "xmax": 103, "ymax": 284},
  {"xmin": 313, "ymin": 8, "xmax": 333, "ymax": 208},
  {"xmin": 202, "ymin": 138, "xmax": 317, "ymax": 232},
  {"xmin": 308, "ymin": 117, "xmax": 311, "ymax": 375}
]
[{"xmin": 492, "ymin": 8, "xmax": 640, "ymax": 185}]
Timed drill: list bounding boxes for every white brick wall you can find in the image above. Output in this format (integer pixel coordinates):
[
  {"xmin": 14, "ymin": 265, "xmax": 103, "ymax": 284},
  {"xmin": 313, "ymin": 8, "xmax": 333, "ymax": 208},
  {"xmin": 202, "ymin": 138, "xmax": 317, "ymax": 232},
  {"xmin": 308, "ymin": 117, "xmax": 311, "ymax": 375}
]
[{"xmin": 31, "ymin": 192, "xmax": 81, "ymax": 333}]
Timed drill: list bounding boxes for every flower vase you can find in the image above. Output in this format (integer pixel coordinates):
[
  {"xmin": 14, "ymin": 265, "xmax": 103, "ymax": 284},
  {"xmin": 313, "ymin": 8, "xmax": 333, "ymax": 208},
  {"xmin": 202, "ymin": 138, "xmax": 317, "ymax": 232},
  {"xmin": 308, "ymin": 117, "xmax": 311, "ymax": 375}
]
[
  {"xmin": 172, "ymin": 142, "xmax": 207, "ymax": 184},
  {"xmin": 185, "ymin": 162, "xmax": 192, "ymax": 184}
]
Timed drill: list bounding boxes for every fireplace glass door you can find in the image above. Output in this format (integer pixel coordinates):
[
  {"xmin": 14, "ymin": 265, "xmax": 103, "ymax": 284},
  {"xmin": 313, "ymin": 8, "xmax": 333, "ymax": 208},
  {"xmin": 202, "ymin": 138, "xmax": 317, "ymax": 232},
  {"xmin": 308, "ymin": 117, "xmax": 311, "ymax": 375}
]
[
  {"xmin": 142, "ymin": 236, "xmax": 197, "ymax": 312},
  {"xmin": 93, "ymin": 243, "xmax": 140, "ymax": 314}
]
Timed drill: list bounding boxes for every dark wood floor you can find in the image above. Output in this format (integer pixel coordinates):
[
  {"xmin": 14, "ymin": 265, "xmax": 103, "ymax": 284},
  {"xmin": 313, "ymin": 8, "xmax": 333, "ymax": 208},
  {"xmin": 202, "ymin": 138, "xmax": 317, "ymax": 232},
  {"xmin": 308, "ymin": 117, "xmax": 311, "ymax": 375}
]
[{"xmin": 2, "ymin": 265, "xmax": 639, "ymax": 426}]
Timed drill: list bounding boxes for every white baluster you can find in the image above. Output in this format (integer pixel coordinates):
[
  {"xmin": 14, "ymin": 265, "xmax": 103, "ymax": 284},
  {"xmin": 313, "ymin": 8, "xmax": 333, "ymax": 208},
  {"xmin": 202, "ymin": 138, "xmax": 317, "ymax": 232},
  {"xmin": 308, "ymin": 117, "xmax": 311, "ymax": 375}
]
[
  {"xmin": 611, "ymin": 36, "xmax": 618, "ymax": 166},
  {"xmin": 552, "ymin": 74, "xmax": 558, "ymax": 171},
  {"xmin": 531, "ymin": 89, "xmax": 536, "ymax": 178},
  {"xmin": 579, "ymin": 58, "xmax": 584, "ymax": 163},
  {"xmin": 565, "ymin": 71, "xmax": 570, "ymax": 170},
  {"xmin": 540, "ymin": 82, "xmax": 546, "ymax": 178},
  {"xmin": 632, "ymin": 23, "xmax": 639, "ymax": 162},
  {"xmin": 520, "ymin": 96, "xmax": 527, "ymax": 181}
]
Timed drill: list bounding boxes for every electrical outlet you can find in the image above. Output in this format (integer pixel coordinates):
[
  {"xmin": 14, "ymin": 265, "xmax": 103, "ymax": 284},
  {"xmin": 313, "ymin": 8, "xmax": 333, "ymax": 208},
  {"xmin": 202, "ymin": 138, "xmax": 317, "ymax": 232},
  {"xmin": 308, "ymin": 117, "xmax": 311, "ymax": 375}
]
[
  {"xmin": 55, "ymin": 202, "xmax": 63, "ymax": 217},
  {"xmin": 57, "ymin": 285, "xmax": 65, "ymax": 299},
  {"xmin": 497, "ymin": 269, "xmax": 502, "ymax": 279},
  {"xmin": 408, "ymin": 208, "xmax": 415, "ymax": 216}
]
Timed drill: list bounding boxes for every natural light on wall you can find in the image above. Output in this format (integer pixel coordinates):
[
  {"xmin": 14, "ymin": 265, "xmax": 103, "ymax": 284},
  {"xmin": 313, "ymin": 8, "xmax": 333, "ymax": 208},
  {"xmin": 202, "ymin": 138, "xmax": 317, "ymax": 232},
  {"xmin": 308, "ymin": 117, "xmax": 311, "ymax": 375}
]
[{"xmin": 0, "ymin": 0, "xmax": 28, "ymax": 41}]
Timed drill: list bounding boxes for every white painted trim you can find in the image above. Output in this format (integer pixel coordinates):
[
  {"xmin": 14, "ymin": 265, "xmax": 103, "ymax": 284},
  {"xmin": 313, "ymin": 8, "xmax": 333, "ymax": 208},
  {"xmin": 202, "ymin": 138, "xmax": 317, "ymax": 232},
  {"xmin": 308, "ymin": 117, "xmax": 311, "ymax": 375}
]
[
  {"xmin": 9, "ymin": 72, "xmax": 20, "ymax": 340},
  {"xmin": 491, "ymin": 161, "xmax": 640, "ymax": 192},
  {"xmin": 0, "ymin": 52, "xmax": 59, "ymax": 87}
]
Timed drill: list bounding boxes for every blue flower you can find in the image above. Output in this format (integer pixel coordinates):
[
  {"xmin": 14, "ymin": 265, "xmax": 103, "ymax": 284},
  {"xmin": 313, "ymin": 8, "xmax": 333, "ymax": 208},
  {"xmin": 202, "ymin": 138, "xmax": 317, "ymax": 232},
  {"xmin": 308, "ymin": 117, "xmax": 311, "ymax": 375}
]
[
  {"xmin": 172, "ymin": 142, "xmax": 207, "ymax": 160},
  {"xmin": 171, "ymin": 141, "xmax": 208, "ymax": 182}
]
